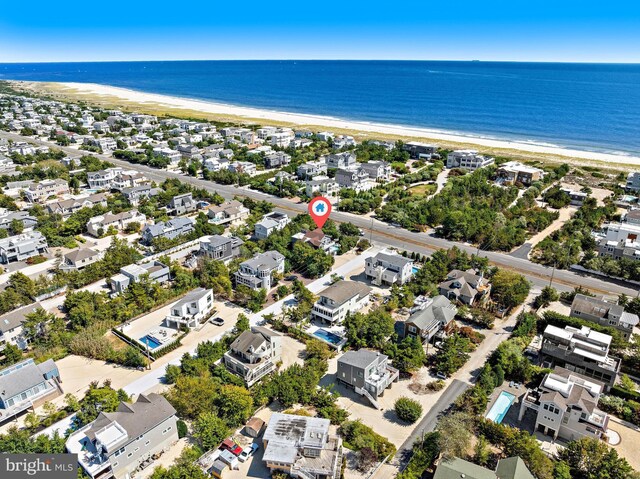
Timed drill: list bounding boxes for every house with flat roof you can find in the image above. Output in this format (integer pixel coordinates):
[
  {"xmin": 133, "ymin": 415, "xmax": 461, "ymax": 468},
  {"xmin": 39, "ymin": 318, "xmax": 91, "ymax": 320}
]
[
  {"xmin": 311, "ymin": 281, "xmax": 372, "ymax": 325},
  {"xmin": 570, "ymin": 294, "xmax": 639, "ymax": 340},
  {"xmin": 365, "ymin": 251, "xmax": 414, "ymax": 286},
  {"xmin": 262, "ymin": 413, "xmax": 343, "ymax": 479},
  {"xmin": 109, "ymin": 261, "xmax": 170, "ymax": 295},
  {"xmin": 199, "ymin": 235, "xmax": 244, "ymax": 263},
  {"xmin": 0, "ymin": 359, "xmax": 62, "ymax": 422},
  {"xmin": 60, "ymin": 248, "xmax": 102, "ymax": 271},
  {"xmin": 223, "ymin": 326, "xmax": 282, "ymax": 386},
  {"xmin": 0, "ymin": 302, "xmax": 44, "ymax": 351},
  {"xmin": 86, "ymin": 210, "xmax": 146, "ymax": 237},
  {"xmin": 519, "ymin": 367, "xmax": 609, "ymax": 442},
  {"xmin": 165, "ymin": 288, "xmax": 214, "ymax": 329},
  {"xmin": 402, "ymin": 295, "xmax": 457, "ymax": 344},
  {"xmin": 438, "ymin": 269, "xmax": 491, "ymax": 306},
  {"xmin": 254, "ymin": 212, "xmax": 290, "ymax": 239},
  {"xmin": 433, "ymin": 456, "xmax": 534, "ymax": 479},
  {"xmin": 234, "ymin": 251, "xmax": 285, "ymax": 291},
  {"xmin": 446, "ymin": 150, "xmax": 494, "ymax": 170},
  {"xmin": 402, "ymin": 142, "xmax": 438, "ymax": 159},
  {"xmin": 206, "ymin": 200, "xmax": 250, "ymax": 226},
  {"xmin": 0, "ymin": 231, "xmax": 48, "ymax": 263},
  {"xmin": 141, "ymin": 217, "xmax": 195, "ymax": 244},
  {"xmin": 337, "ymin": 349, "xmax": 399, "ymax": 409},
  {"xmin": 541, "ymin": 325, "xmax": 620, "ymax": 390},
  {"xmin": 66, "ymin": 394, "xmax": 178, "ymax": 479},
  {"xmin": 495, "ymin": 161, "xmax": 545, "ymax": 186}
]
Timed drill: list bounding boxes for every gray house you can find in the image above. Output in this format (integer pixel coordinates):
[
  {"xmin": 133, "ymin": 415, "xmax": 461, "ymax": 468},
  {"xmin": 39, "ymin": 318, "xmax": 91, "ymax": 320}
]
[
  {"xmin": 437, "ymin": 269, "xmax": 491, "ymax": 306},
  {"xmin": 0, "ymin": 302, "xmax": 44, "ymax": 351},
  {"xmin": 337, "ymin": 349, "xmax": 399, "ymax": 409},
  {"xmin": 0, "ymin": 359, "xmax": 62, "ymax": 422},
  {"xmin": 0, "ymin": 210, "xmax": 37, "ymax": 231},
  {"xmin": 570, "ymin": 294, "xmax": 639, "ymax": 340},
  {"xmin": 141, "ymin": 217, "xmax": 195, "ymax": 244},
  {"xmin": 109, "ymin": 261, "xmax": 171, "ymax": 295},
  {"xmin": 234, "ymin": 251, "xmax": 286, "ymax": 291},
  {"xmin": 168, "ymin": 193, "xmax": 196, "ymax": 216},
  {"xmin": 402, "ymin": 295, "xmax": 457, "ymax": 344},
  {"xmin": 67, "ymin": 394, "xmax": 178, "ymax": 479},
  {"xmin": 60, "ymin": 248, "xmax": 102, "ymax": 271},
  {"xmin": 199, "ymin": 235, "xmax": 243, "ymax": 262},
  {"xmin": 365, "ymin": 251, "xmax": 414, "ymax": 286},
  {"xmin": 0, "ymin": 231, "xmax": 48, "ymax": 263},
  {"xmin": 223, "ymin": 326, "xmax": 282, "ymax": 386},
  {"xmin": 121, "ymin": 185, "xmax": 157, "ymax": 205}
]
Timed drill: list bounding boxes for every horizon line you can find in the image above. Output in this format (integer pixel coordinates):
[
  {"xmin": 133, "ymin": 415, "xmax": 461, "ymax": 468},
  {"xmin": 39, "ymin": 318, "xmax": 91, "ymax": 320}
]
[{"xmin": 1, "ymin": 58, "xmax": 640, "ymax": 65}]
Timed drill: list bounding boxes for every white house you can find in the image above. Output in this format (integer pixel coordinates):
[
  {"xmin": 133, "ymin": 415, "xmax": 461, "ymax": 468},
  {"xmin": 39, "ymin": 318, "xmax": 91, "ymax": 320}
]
[
  {"xmin": 165, "ymin": 288, "xmax": 214, "ymax": 329},
  {"xmin": 311, "ymin": 280, "xmax": 372, "ymax": 324}
]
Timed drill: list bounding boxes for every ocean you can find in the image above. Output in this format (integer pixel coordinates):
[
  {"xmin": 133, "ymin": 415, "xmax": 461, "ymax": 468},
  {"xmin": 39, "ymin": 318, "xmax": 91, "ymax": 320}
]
[{"xmin": 1, "ymin": 60, "xmax": 639, "ymax": 156}]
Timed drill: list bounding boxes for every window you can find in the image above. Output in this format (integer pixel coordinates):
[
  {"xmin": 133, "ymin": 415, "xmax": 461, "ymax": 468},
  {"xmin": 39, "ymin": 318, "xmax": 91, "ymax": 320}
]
[
  {"xmin": 145, "ymin": 441, "xmax": 150, "ymax": 446},
  {"xmin": 127, "ymin": 452, "xmax": 133, "ymax": 458},
  {"xmin": 543, "ymin": 404, "xmax": 549, "ymax": 411}
]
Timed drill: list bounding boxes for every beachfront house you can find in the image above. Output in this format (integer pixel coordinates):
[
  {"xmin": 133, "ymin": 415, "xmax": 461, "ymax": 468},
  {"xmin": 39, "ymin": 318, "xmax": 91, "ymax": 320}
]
[
  {"xmin": 0, "ymin": 302, "xmax": 44, "ymax": 351},
  {"xmin": 24, "ymin": 179, "xmax": 70, "ymax": 203},
  {"xmin": 446, "ymin": 150, "xmax": 495, "ymax": 170}
]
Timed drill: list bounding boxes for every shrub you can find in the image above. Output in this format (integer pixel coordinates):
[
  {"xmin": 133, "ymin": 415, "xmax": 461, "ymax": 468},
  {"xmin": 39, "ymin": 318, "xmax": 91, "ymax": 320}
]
[
  {"xmin": 395, "ymin": 397, "xmax": 423, "ymax": 423},
  {"xmin": 339, "ymin": 420, "xmax": 396, "ymax": 460},
  {"xmin": 177, "ymin": 420, "xmax": 188, "ymax": 439}
]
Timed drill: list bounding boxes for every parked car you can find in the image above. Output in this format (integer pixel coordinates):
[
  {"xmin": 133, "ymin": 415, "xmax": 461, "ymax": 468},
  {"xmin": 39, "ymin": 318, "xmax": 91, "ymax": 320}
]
[
  {"xmin": 210, "ymin": 317, "xmax": 225, "ymax": 326},
  {"xmin": 285, "ymin": 275, "xmax": 298, "ymax": 281},
  {"xmin": 436, "ymin": 371, "xmax": 448, "ymax": 380},
  {"xmin": 238, "ymin": 443, "xmax": 259, "ymax": 462},
  {"xmin": 221, "ymin": 438, "xmax": 243, "ymax": 456}
]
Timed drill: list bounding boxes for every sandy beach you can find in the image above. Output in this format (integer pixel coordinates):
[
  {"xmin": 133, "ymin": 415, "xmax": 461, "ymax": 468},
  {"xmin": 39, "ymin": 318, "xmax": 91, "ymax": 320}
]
[{"xmin": 14, "ymin": 80, "xmax": 640, "ymax": 168}]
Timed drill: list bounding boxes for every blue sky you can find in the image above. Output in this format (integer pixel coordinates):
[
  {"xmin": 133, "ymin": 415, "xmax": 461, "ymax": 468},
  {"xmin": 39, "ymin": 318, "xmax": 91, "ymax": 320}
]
[{"xmin": 1, "ymin": 1, "xmax": 639, "ymax": 62}]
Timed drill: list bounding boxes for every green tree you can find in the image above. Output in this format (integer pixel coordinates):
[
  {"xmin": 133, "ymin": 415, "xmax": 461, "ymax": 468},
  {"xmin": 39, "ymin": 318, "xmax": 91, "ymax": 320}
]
[
  {"xmin": 214, "ymin": 384, "xmax": 254, "ymax": 427},
  {"xmin": 2, "ymin": 343, "xmax": 22, "ymax": 365},
  {"xmin": 193, "ymin": 412, "xmax": 229, "ymax": 450},
  {"xmin": 436, "ymin": 412, "xmax": 473, "ymax": 460},
  {"xmin": 394, "ymin": 397, "xmax": 423, "ymax": 423},
  {"xmin": 491, "ymin": 269, "xmax": 531, "ymax": 308},
  {"xmin": 560, "ymin": 437, "xmax": 634, "ymax": 479}
]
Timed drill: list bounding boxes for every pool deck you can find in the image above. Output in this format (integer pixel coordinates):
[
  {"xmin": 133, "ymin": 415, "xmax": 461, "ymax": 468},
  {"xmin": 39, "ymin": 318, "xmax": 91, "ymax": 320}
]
[{"xmin": 485, "ymin": 383, "xmax": 528, "ymax": 424}]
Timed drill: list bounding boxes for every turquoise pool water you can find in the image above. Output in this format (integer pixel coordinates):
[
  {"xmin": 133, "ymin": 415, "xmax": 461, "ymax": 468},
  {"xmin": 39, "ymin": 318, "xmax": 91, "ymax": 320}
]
[
  {"xmin": 313, "ymin": 329, "xmax": 343, "ymax": 345},
  {"xmin": 140, "ymin": 335, "xmax": 162, "ymax": 349},
  {"xmin": 412, "ymin": 266, "xmax": 420, "ymax": 274},
  {"xmin": 486, "ymin": 391, "xmax": 516, "ymax": 424}
]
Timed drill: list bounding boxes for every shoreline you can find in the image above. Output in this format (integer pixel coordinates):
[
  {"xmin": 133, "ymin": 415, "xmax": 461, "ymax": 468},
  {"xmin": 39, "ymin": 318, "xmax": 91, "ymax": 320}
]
[{"xmin": 12, "ymin": 80, "xmax": 640, "ymax": 168}]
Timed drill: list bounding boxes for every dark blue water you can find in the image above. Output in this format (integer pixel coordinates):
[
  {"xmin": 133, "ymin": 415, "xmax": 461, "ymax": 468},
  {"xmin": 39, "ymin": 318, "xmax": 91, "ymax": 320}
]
[{"xmin": 1, "ymin": 60, "xmax": 639, "ymax": 155}]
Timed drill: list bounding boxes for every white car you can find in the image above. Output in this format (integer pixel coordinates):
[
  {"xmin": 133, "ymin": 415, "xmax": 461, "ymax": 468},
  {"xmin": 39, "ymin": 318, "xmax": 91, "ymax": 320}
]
[{"xmin": 238, "ymin": 443, "xmax": 259, "ymax": 462}]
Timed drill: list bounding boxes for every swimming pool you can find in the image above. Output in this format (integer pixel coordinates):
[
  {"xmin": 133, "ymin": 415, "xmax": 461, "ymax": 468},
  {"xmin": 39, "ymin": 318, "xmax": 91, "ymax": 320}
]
[
  {"xmin": 486, "ymin": 391, "xmax": 516, "ymax": 424},
  {"xmin": 313, "ymin": 328, "xmax": 343, "ymax": 345},
  {"xmin": 139, "ymin": 335, "xmax": 162, "ymax": 349},
  {"xmin": 412, "ymin": 266, "xmax": 420, "ymax": 274}
]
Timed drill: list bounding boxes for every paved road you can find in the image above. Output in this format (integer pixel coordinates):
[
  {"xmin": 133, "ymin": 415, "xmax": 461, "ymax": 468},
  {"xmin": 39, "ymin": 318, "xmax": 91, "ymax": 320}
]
[{"xmin": 3, "ymin": 130, "xmax": 637, "ymax": 298}]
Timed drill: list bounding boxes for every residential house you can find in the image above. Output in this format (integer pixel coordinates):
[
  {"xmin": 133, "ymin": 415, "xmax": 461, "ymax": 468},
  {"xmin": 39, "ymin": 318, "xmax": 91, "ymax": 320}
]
[
  {"xmin": 46, "ymin": 193, "xmax": 108, "ymax": 219},
  {"xmin": 438, "ymin": 269, "xmax": 491, "ymax": 306},
  {"xmin": 0, "ymin": 359, "xmax": 62, "ymax": 423},
  {"xmin": 234, "ymin": 251, "xmax": 285, "ymax": 291},
  {"xmin": 165, "ymin": 288, "xmax": 214, "ymax": 329},
  {"xmin": 60, "ymin": 248, "xmax": 102, "ymax": 271},
  {"xmin": 403, "ymin": 142, "xmax": 438, "ymax": 159},
  {"xmin": 264, "ymin": 151, "xmax": 291, "ymax": 169},
  {"xmin": 291, "ymin": 229, "xmax": 337, "ymax": 254},
  {"xmin": 624, "ymin": 209, "xmax": 640, "ymax": 226},
  {"xmin": 597, "ymin": 221, "xmax": 640, "ymax": 244},
  {"xmin": 223, "ymin": 326, "xmax": 283, "ymax": 386},
  {"xmin": 86, "ymin": 210, "xmax": 146, "ymax": 237},
  {"xmin": 570, "ymin": 294, "xmax": 639, "ymax": 340},
  {"xmin": 496, "ymin": 161, "xmax": 545, "ymax": 186},
  {"xmin": 24, "ymin": 179, "xmax": 70, "ymax": 203},
  {"xmin": 433, "ymin": 456, "xmax": 535, "ymax": 479},
  {"xmin": 401, "ymin": 295, "xmax": 457, "ymax": 344},
  {"xmin": 152, "ymin": 147, "xmax": 181, "ymax": 166},
  {"xmin": 0, "ymin": 231, "xmax": 48, "ymax": 263},
  {"xmin": 333, "ymin": 135, "xmax": 356, "ymax": 149},
  {"xmin": 541, "ymin": 325, "xmax": 621, "ymax": 390},
  {"xmin": 109, "ymin": 261, "xmax": 171, "ymax": 295},
  {"xmin": 597, "ymin": 237, "xmax": 640, "ymax": 262},
  {"xmin": 167, "ymin": 193, "xmax": 196, "ymax": 216},
  {"xmin": 446, "ymin": 150, "xmax": 495, "ymax": 170},
  {"xmin": 337, "ymin": 349, "xmax": 399, "ymax": 408},
  {"xmin": 626, "ymin": 172, "xmax": 640, "ymax": 192},
  {"xmin": 206, "ymin": 200, "xmax": 250, "ymax": 226},
  {"xmin": 199, "ymin": 235, "xmax": 244, "ymax": 262},
  {"xmin": 228, "ymin": 161, "xmax": 257, "ymax": 176},
  {"xmin": 0, "ymin": 302, "xmax": 43, "ymax": 351},
  {"xmin": 66, "ymin": 394, "xmax": 178, "ymax": 479},
  {"xmin": 335, "ymin": 168, "xmax": 374, "ymax": 192},
  {"xmin": 141, "ymin": 217, "xmax": 195, "ymax": 245},
  {"xmin": 311, "ymin": 281, "xmax": 372, "ymax": 324},
  {"xmin": 297, "ymin": 159, "xmax": 327, "ymax": 179},
  {"xmin": 316, "ymin": 131, "xmax": 335, "ymax": 142},
  {"xmin": 0, "ymin": 210, "xmax": 37, "ymax": 231},
  {"xmin": 365, "ymin": 251, "xmax": 414, "ymax": 286},
  {"xmin": 359, "ymin": 161, "xmax": 392, "ymax": 182},
  {"xmin": 262, "ymin": 413, "xmax": 343, "ymax": 479},
  {"xmin": 305, "ymin": 175, "xmax": 340, "ymax": 198},
  {"xmin": 560, "ymin": 187, "xmax": 588, "ymax": 206},
  {"xmin": 88, "ymin": 168, "xmax": 147, "ymax": 191},
  {"xmin": 254, "ymin": 212, "xmax": 290, "ymax": 239},
  {"xmin": 121, "ymin": 185, "xmax": 157, "ymax": 205},
  {"xmin": 519, "ymin": 367, "xmax": 609, "ymax": 442},
  {"xmin": 325, "ymin": 152, "xmax": 356, "ymax": 169}
]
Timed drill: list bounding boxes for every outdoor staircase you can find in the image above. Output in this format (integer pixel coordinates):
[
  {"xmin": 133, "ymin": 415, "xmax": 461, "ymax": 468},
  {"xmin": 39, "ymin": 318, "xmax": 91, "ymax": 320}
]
[{"xmin": 356, "ymin": 387, "xmax": 381, "ymax": 410}]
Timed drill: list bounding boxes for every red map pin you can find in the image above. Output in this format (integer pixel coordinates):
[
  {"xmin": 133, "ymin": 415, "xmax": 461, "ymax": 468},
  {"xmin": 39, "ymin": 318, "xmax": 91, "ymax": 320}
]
[{"xmin": 308, "ymin": 196, "xmax": 332, "ymax": 229}]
